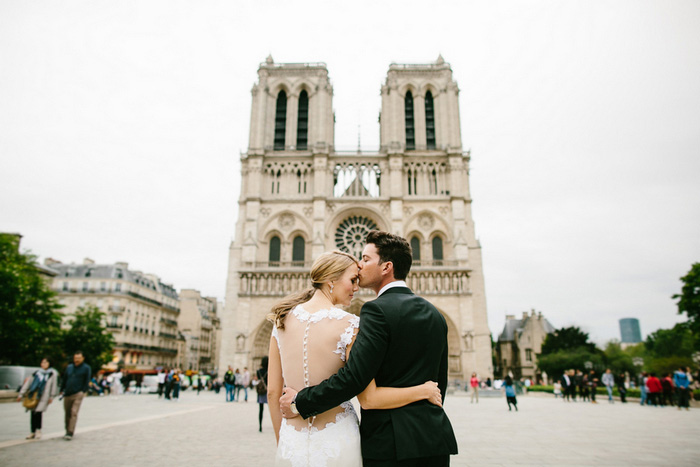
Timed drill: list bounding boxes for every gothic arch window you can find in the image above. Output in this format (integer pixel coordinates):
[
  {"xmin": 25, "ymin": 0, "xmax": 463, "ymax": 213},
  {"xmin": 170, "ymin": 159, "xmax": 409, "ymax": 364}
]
[
  {"xmin": 410, "ymin": 236, "xmax": 421, "ymax": 262},
  {"xmin": 292, "ymin": 235, "xmax": 305, "ymax": 266},
  {"xmin": 269, "ymin": 236, "xmax": 281, "ymax": 266},
  {"xmin": 335, "ymin": 216, "xmax": 378, "ymax": 258},
  {"xmin": 432, "ymin": 236, "xmax": 444, "ymax": 265},
  {"xmin": 405, "ymin": 91, "xmax": 415, "ymax": 150},
  {"xmin": 425, "ymin": 91, "xmax": 436, "ymax": 149},
  {"xmin": 274, "ymin": 90, "xmax": 287, "ymax": 150},
  {"xmin": 297, "ymin": 90, "xmax": 308, "ymax": 150}
]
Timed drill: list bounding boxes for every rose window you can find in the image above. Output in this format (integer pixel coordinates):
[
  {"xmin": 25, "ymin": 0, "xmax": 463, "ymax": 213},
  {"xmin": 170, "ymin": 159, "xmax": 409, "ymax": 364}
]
[{"xmin": 334, "ymin": 216, "xmax": 378, "ymax": 258}]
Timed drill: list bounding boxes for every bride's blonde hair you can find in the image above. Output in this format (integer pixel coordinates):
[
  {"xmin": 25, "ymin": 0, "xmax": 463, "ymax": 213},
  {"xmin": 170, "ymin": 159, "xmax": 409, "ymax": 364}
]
[{"xmin": 267, "ymin": 250, "xmax": 358, "ymax": 329}]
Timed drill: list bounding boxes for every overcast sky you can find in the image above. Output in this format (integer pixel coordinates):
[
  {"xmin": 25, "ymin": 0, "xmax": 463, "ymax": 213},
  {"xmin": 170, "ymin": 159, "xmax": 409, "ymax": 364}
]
[{"xmin": 2, "ymin": 0, "xmax": 699, "ymax": 344}]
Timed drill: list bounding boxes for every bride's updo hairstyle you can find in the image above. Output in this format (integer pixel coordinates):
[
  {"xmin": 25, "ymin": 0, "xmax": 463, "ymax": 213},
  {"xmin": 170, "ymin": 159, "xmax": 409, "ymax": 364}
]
[{"xmin": 268, "ymin": 250, "xmax": 358, "ymax": 330}]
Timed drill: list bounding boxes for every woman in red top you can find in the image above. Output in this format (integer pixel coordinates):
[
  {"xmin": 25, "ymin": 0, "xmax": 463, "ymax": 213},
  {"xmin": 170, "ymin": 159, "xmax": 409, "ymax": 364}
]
[
  {"xmin": 470, "ymin": 373, "xmax": 480, "ymax": 403},
  {"xmin": 646, "ymin": 373, "xmax": 663, "ymax": 407}
]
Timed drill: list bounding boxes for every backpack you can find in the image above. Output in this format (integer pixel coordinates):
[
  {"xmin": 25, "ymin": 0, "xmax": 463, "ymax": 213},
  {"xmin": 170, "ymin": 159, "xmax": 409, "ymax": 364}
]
[{"xmin": 256, "ymin": 374, "xmax": 267, "ymax": 395}]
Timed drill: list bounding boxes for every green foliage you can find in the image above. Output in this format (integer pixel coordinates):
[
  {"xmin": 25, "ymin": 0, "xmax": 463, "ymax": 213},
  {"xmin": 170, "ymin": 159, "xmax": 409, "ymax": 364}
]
[
  {"xmin": 541, "ymin": 326, "xmax": 596, "ymax": 354},
  {"xmin": 61, "ymin": 305, "xmax": 115, "ymax": 371},
  {"xmin": 672, "ymin": 262, "xmax": 700, "ymax": 343},
  {"xmin": 537, "ymin": 347, "xmax": 604, "ymax": 379},
  {"xmin": 602, "ymin": 341, "xmax": 636, "ymax": 375},
  {"xmin": 645, "ymin": 323, "xmax": 696, "ymax": 358},
  {"xmin": 0, "ymin": 234, "xmax": 63, "ymax": 365}
]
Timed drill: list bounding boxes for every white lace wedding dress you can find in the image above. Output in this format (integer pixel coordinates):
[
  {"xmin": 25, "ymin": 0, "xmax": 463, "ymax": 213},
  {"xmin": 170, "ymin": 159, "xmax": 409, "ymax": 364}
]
[{"xmin": 272, "ymin": 304, "xmax": 363, "ymax": 467}]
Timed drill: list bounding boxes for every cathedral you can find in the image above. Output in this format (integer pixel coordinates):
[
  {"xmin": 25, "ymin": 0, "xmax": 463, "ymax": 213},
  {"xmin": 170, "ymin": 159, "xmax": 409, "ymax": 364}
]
[{"xmin": 221, "ymin": 56, "xmax": 492, "ymax": 382}]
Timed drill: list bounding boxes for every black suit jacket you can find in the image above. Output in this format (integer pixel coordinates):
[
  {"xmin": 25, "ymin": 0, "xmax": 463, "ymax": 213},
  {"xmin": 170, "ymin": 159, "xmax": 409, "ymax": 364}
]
[{"xmin": 295, "ymin": 287, "xmax": 458, "ymax": 461}]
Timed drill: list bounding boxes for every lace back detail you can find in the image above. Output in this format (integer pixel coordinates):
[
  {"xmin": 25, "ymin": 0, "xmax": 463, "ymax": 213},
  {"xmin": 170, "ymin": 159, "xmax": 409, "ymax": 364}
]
[{"xmin": 333, "ymin": 316, "xmax": 360, "ymax": 362}]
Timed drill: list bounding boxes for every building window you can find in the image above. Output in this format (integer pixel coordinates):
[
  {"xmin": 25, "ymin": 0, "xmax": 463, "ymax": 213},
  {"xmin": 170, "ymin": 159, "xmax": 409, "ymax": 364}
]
[
  {"xmin": 333, "ymin": 162, "xmax": 381, "ymax": 197},
  {"xmin": 62, "ymin": 282, "xmax": 69, "ymax": 291},
  {"xmin": 425, "ymin": 91, "xmax": 436, "ymax": 149},
  {"xmin": 82, "ymin": 282, "xmax": 89, "ymax": 292},
  {"xmin": 269, "ymin": 236, "xmax": 281, "ymax": 265},
  {"xmin": 100, "ymin": 282, "xmax": 106, "ymax": 292},
  {"xmin": 292, "ymin": 236, "xmax": 305, "ymax": 266},
  {"xmin": 405, "ymin": 91, "xmax": 415, "ymax": 150},
  {"xmin": 115, "ymin": 283, "xmax": 121, "ymax": 292},
  {"xmin": 432, "ymin": 236, "xmax": 443, "ymax": 264},
  {"xmin": 525, "ymin": 349, "xmax": 532, "ymax": 362},
  {"xmin": 297, "ymin": 90, "xmax": 308, "ymax": 150},
  {"xmin": 274, "ymin": 90, "xmax": 287, "ymax": 150},
  {"xmin": 410, "ymin": 236, "xmax": 421, "ymax": 261},
  {"xmin": 335, "ymin": 216, "xmax": 378, "ymax": 259}
]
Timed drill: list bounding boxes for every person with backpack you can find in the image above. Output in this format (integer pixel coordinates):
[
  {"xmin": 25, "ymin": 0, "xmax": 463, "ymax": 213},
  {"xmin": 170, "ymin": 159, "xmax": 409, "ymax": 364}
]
[
  {"xmin": 255, "ymin": 357, "xmax": 269, "ymax": 432},
  {"xmin": 16, "ymin": 357, "xmax": 59, "ymax": 440}
]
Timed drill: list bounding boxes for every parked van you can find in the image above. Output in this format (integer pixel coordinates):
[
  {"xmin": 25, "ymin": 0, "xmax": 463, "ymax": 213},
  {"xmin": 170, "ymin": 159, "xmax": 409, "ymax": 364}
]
[{"xmin": 0, "ymin": 366, "xmax": 42, "ymax": 391}]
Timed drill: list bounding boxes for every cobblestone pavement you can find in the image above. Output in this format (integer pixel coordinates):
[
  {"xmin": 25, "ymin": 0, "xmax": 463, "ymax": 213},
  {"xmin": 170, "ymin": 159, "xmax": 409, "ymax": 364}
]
[{"xmin": 0, "ymin": 389, "xmax": 698, "ymax": 466}]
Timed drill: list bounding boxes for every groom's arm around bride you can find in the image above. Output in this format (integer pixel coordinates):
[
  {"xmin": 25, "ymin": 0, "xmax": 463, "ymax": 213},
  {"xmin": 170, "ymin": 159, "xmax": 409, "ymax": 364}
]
[{"xmin": 280, "ymin": 231, "xmax": 458, "ymax": 466}]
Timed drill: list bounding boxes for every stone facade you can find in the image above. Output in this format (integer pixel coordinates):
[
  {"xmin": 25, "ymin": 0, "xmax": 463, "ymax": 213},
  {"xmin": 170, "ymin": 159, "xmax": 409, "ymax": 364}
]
[
  {"xmin": 496, "ymin": 310, "xmax": 555, "ymax": 381},
  {"xmin": 221, "ymin": 56, "xmax": 492, "ymax": 381},
  {"xmin": 178, "ymin": 289, "xmax": 221, "ymax": 373},
  {"xmin": 49, "ymin": 258, "xmax": 182, "ymax": 371}
]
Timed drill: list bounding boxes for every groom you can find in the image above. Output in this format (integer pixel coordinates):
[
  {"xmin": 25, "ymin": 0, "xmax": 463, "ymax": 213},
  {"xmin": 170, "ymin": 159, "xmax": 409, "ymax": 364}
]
[{"xmin": 279, "ymin": 230, "xmax": 458, "ymax": 466}]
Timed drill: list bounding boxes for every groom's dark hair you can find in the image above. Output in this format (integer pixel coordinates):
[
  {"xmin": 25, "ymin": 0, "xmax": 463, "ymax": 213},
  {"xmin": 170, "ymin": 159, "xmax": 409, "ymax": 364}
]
[{"xmin": 365, "ymin": 230, "xmax": 412, "ymax": 280}]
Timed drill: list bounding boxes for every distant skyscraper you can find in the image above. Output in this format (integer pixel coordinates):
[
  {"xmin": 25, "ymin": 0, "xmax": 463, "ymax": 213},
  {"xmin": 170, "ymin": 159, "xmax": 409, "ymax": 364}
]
[{"xmin": 619, "ymin": 318, "xmax": 642, "ymax": 343}]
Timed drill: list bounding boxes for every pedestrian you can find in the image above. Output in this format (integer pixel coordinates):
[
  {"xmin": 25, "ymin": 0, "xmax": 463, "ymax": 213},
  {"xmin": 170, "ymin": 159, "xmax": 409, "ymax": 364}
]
[
  {"xmin": 164, "ymin": 369, "xmax": 174, "ymax": 400},
  {"xmin": 580, "ymin": 373, "xmax": 590, "ymax": 401},
  {"xmin": 16, "ymin": 357, "xmax": 59, "ymax": 440},
  {"xmin": 553, "ymin": 380, "xmax": 562, "ymax": 399},
  {"xmin": 224, "ymin": 366, "xmax": 235, "ymax": 402},
  {"xmin": 195, "ymin": 374, "xmax": 203, "ymax": 395},
  {"xmin": 674, "ymin": 367, "xmax": 690, "ymax": 410},
  {"xmin": 234, "ymin": 368, "xmax": 242, "ymax": 401},
  {"xmin": 171, "ymin": 370, "xmax": 181, "ymax": 401},
  {"xmin": 646, "ymin": 373, "xmax": 662, "ymax": 407},
  {"xmin": 588, "ymin": 370, "xmax": 598, "ymax": 403},
  {"xmin": 661, "ymin": 373, "xmax": 674, "ymax": 406},
  {"xmin": 602, "ymin": 368, "xmax": 615, "ymax": 403},
  {"xmin": 504, "ymin": 375, "xmax": 518, "ymax": 411},
  {"xmin": 60, "ymin": 350, "xmax": 91, "ymax": 440},
  {"xmin": 241, "ymin": 367, "xmax": 251, "ymax": 402},
  {"xmin": 617, "ymin": 373, "xmax": 627, "ymax": 403},
  {"xmin": 470, "ymin": 372, "xmax": 479, "ymax": 403},
  {"xmin": 111, "ymin": 368, "xmax": 123, "ymax": 395},
  {"xmin": 639, "ymin": 372, "xmax": 648, "ymax": 406},
  {"xmin": 157, "ymin": 369, "xmax": 167, "ymax": 398},
  {"xmin": 256, "ymin": 356, "xmax": 268, "ymax": 432},
  {"xmin": 562, "ymin": 371, "xmax": 572, "ymax": 402}
]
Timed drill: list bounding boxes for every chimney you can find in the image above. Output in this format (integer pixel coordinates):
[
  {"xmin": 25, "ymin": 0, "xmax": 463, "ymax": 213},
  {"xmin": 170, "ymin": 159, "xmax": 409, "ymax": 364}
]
[
  {"xmin": 44, "ymin": 258, "xmax": 62, "ymax": 266},
  {"xmin": 505, "ymin": 314, "xmax": 515, "ymax": 321},
  {"xmin": 115, "ymin": 262, "xmax": 129, "ymax": 270},
  {"xmin": 83, "ymin": 258, "xmax": 95, "ymax": 265},
  {"xmin": 522, "ymin": 311, "xmax": 529, "ymax": 320}
]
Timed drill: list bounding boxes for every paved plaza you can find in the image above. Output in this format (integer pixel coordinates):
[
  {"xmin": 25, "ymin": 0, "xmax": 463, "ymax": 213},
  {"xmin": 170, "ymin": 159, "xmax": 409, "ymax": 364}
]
[{"xmin": 0, "ymin": 389, "xmax": 698, "ymax": 466}]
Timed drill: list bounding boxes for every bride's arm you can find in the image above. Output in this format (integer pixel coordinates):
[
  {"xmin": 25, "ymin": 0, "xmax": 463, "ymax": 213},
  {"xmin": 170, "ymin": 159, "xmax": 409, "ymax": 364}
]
[
  {"xmin": 267, "ymin": 335, "xmax": 284, "ymax": 443},
  {"xmin": 345, "ymin": 332, "xmax": 442, "ymax": 410}
]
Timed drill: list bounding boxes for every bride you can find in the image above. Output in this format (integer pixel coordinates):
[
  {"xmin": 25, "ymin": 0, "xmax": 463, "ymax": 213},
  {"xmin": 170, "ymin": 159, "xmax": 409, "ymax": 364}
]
[{"xmin": 267, "ymin": 251, "xmax": 442, "ymax": 467}]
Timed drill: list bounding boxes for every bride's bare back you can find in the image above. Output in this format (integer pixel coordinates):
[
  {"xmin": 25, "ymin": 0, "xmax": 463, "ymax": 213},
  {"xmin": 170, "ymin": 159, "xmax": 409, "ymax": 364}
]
[{"xmin": 273, "ymin": 303, "xmax": 359, "ymax": 431}]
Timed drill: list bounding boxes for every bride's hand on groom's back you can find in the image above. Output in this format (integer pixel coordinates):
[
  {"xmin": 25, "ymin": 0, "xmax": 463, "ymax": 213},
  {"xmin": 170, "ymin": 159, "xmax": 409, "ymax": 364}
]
[{"xmin": 423, "ymin": 381, "xmax": 442, "ymax": 407}]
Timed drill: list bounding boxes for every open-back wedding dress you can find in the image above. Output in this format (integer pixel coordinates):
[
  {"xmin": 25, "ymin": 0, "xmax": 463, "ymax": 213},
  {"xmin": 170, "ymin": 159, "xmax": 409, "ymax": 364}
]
[{"xmin": 272, "ymin": 304, "xmax": 363, "ymax": 467}]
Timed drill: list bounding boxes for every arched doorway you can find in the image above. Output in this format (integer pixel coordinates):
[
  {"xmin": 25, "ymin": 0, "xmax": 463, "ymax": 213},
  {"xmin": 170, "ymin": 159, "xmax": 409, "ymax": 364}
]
[{"xmin": 252, "ymin": 320, "xmax": 273, "ymax": 371}]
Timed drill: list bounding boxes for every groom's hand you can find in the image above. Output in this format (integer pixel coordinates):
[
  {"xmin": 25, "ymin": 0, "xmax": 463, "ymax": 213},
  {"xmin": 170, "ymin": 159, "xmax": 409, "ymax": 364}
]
[{"xmin": 279, "ymin": 387, "xmax": 299, "ymax": 419}]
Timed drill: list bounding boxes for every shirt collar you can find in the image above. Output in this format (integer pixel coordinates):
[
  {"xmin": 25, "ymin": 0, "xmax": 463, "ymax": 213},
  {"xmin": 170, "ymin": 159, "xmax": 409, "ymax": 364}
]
[{"xmin": 377, "ymin": 280, "xmax": 408, "ymax": 297}]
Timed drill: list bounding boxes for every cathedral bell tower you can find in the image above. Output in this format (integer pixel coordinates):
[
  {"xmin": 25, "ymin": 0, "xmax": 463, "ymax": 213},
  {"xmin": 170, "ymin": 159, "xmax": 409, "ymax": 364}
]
[{"xmin": 221, "ymin": 56, "xmax": 492, "ymax": 381}]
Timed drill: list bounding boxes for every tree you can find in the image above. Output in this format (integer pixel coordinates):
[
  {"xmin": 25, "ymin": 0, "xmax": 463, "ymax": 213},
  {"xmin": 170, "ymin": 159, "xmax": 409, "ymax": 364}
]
[
  {"xmin": 602, "ymin": 341, "xmax": 636, "ymax": 375},
  {"xmin": 642, "ymin": 322, "xmax": 696, "ymax": 375},
  {"xmin": 540, "ymin": 326, "xmax": 597, "ymax": 355},
  {"xmin": 61, "ymin": 305, "xmax": 115, "ymax": 371},
  {"xmin": 0, "ymin": 234, "xmax": 63, "ymax": 365},
  {"xmin": 673, "ymin": 262, "xmax": 700, "ymax": 345}
]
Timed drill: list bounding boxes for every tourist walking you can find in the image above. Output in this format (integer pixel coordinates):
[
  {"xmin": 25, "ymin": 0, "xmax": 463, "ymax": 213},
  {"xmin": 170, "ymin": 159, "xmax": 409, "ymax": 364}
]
[
  {"xmin": 602, "ymin": 369, "xmax": 615, "ymax": 403},
  {"xmin": 224, "ymin": 366, "xmax": 236, "ymax": 402},
  {"xmin": 256, "ymin": 356, "xmax": 268, "ymax": 432},
  {"xmin": 646, "ymin": 373, "xmax": 662, "ymax": 406},
  {"xmin": 504, "ymin": 375, "xmax": 518, "ymax": 411},
  {"xmin": 588, "ymin": 371, "xmax": 598, "ymax": 403},
  {"xmin": 16, "ymin": 357, "xmax": 59, "ymax": 440},
  {"xmin": 240, "ymin": 367, "xmax": 251, "ymax": 402},
  {"xmin": 60, "ymin": 351, "xmax": 91, "ymax": 440},
  {"xmin": 553, "ymin": 380, "xmax": 562, "ymax": 399},
  {"xmin": 639, "ymin": 372, "xmax": 648, "ymax": 405},
  {"xmin": 562, "ymin": 371, "xmax": 572, "ymax": 401},
  {"xmin": 470, "ymin": 372, "xmax": 479, "ymax": 403},
  {"xmin": 580, "ymin": 373, "xmax": 590, "ymax": 401},
  {"xmin": 661, "ymin": 373, "xmax": 674, "ymax": 406},
  {"xmin": 617, "ymin": 373, "xmax": 627, "ymax": 403},
  {"xmin": 157, "ymin": 369, "xmax": 167, "ymax": 398},
  {"xmin": 234, "ymin": 368, "xmax": 243, "ymax": 401},
  {"xmin": 171, "ymin": 370, "xmax": 181, "ymax": 401},
  {"xmin": 674, "ymin": 367, "xmax": 691, "ymax": 410}
]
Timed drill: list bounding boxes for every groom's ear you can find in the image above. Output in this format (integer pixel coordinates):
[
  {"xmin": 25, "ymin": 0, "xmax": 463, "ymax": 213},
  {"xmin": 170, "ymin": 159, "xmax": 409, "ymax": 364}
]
[{"xmin": 381, "ymin": 260, "xmax": 394, "ymax": 276}]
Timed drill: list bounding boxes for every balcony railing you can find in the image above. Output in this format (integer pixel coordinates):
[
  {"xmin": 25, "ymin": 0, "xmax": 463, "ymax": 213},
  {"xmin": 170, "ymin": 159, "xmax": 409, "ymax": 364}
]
[{"xmin": 109, "ymin": 306, "xmax": 125, "ymax": 313}]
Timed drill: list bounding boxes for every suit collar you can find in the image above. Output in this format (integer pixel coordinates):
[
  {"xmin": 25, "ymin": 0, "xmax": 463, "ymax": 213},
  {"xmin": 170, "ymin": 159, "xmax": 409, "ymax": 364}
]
[{"xmin": 377, "ymin": 286, "xmax": 413, "ymax": 296}]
